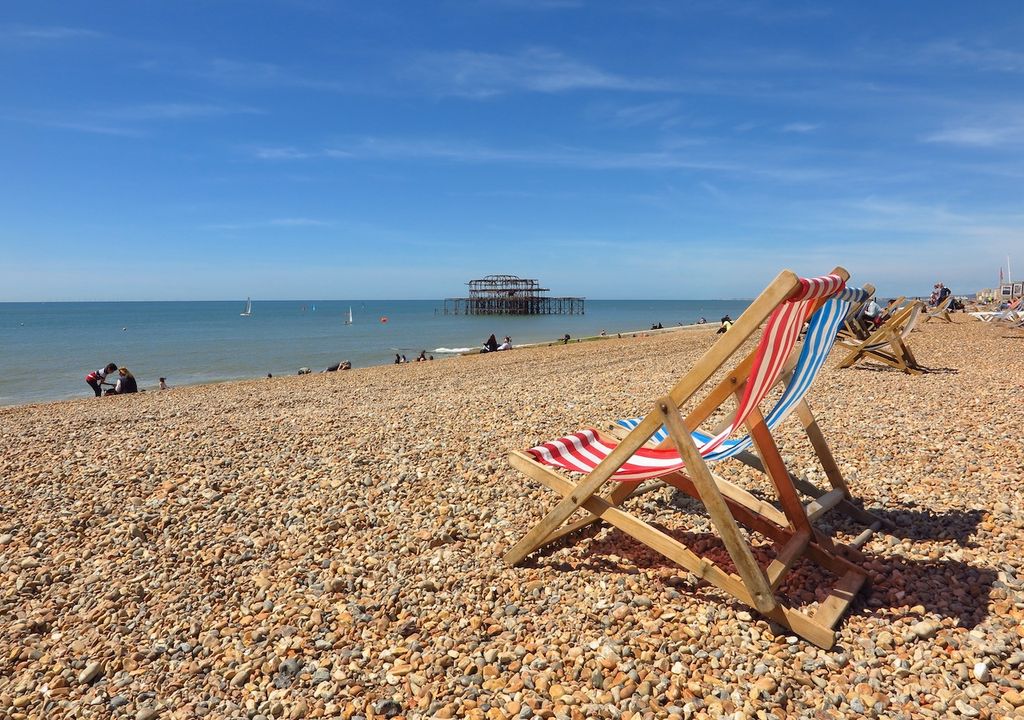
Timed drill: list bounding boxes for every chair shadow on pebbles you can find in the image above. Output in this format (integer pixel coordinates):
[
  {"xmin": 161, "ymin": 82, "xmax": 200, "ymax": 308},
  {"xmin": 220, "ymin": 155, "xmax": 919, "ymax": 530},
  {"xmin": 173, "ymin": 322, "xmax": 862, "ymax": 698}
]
[{"xmin": 521, "ymin": 502, "xmax": 997, "ymax": 635}]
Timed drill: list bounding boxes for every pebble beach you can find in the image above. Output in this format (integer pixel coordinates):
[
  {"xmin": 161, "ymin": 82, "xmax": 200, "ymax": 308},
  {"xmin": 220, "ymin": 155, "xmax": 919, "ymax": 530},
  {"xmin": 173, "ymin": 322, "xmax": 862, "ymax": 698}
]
[{"xmin": 1, "ymin": 316, "xmax": 1023, "ymax": 720}]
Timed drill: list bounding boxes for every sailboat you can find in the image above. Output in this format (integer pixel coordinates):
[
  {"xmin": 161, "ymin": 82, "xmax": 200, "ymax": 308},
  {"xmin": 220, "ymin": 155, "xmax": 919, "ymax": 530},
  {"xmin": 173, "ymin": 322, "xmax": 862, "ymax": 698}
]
[
  {"xmin": 344, "ymin": 306, "xmax": 353, "ymax": 325},
  {"xmin": 240, "ymin": 297, "xmax": 252, "ymax": 317}
]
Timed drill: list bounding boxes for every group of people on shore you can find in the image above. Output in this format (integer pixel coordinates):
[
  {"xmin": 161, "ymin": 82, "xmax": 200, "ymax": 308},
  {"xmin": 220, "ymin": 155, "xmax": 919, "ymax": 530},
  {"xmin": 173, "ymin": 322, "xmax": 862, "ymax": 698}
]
[
  {"xmin": 84, "ymin": 363, "xmax": 152, "ymax": 396},
  {"xmin": 395, "ymin": 351, "xmax": 433, "ymax": 363},
  {"xmin": 481, "ymin": 334, "xmax": 512, "ymax": 353}
]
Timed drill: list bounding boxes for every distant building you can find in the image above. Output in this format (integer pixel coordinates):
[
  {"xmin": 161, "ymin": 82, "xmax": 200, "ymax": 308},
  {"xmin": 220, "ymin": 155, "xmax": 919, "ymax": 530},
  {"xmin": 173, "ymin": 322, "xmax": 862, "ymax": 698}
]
[{"xmin": 443, "ymin": 274, "xmax": 585, "ymax": 315}]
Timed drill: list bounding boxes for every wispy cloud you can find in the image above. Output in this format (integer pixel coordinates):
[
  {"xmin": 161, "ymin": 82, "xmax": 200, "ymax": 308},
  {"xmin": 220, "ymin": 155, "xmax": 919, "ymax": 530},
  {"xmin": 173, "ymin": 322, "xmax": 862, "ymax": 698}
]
[
  {"xmin": 96, "ymin": 103, "xmax": 261, "ymax": 122},
  {"xmin": 163, "ymin": 57, "xmax": 352, "ymax": 93},
  {"xmin": 9, "ymin": 102, "xmax": 260, "ymax": 137},
  {"xmin": 919, "ymin": 40, "xmax": 1024, "ymax": 74},
  {"xmin": 475, "ymin": 0, "xmax": 584, "ymax": 9},
  {"xmin": 252, "ymin": 135, "xmax": 834, "ymax": 182},
  {"xmin": 0, "ymin": 24, "xmax": 101, "ymax": 41},
  {"xmin": 249, "ymin": 146, "xmax": 313, "ymax": 160},
  {"xmin": 598, "ymin": 100, "xmax": 684, "ymax": 128},
  {"xmin": 922, "ymin": 121, "xmax": 1024, "ymax": 148},
  {"xmin": 403, "ymin": 47, "xmax": 670, "ymax": 98},
  {"xmin": 40, "ymin": 120, "xmax": 146, "ymax": 137},
  {"xmin": 782, "ymin": 122, "xmax": 819, "ymax": 133},
  {"xmin": 204, "ymin": 218, "xmax": 333, "ymax": 231}
]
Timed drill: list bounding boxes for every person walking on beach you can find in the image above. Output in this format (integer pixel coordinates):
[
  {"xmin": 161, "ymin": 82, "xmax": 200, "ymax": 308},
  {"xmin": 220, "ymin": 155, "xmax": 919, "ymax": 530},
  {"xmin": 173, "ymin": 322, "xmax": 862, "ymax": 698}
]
[{"xmin": 85, "ymin": 363, "xmax": 118, "ymax": 397}]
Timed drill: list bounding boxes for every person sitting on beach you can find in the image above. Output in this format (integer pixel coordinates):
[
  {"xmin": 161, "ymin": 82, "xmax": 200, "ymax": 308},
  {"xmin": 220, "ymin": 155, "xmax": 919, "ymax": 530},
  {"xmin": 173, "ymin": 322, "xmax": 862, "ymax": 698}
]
[
  {"xmin": 697, "ymin": 317, "xmax": 707, "ymax": 325},
  {"xmin": 497, "ymin": 336, "xmax": 512, "ymax": 351},
  {"xmin": 862, "ymin": 298, "xmax": 884, "ymax": 328},
  {"xmin": 562, "ymin": 333, "xmax": 571, "ymax": 345},
  {"xmin": 716, "ymin": 315, "xmax": 733, "ymax": 334},
  {"xmin": 395, "ymin": 354, "xmax": 402, "ymax": 364},
  {"xmin": 324, "ymin": 360, "xmax": 351, "ymax": 372},
  {"xmin": 85, "ymin": 363, "xmax": 118, "ymax": 397},
  {"xmin": 482, "ymin": 334, "xmax": 499, "ymax": 353},
  {"xmin": 159, "ymin": 377, "xmax": 169, "ymax": 390},
  {"xmin": 416, "ymin": 350, "xmax": 427, "ymax": 362},
  {"xmin": 105, "ymin": 367, "xmax": 138, "ymax": 395}
]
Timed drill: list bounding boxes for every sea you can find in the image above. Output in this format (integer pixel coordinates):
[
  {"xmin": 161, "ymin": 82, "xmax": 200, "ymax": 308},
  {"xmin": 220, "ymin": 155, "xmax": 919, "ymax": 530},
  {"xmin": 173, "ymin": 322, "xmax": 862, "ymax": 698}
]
[{"xmin": 0, "ymin": 299, "xmax": 750, "ymax": 407}]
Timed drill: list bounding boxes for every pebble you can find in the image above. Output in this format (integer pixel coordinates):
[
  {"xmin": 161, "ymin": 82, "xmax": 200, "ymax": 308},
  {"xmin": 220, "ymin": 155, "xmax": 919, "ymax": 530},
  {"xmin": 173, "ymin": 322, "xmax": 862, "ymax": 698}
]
[{"xmin": 0, "ymin": 318, "xmax": 1020, "ymax": 720}]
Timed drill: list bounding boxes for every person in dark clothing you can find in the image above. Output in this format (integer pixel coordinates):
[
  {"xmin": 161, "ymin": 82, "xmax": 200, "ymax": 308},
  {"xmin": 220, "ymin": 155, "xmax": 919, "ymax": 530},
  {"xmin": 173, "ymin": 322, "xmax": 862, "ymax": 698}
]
[
  {"xmin": 482, "ymin": 334, "xmax": 499, "ymax": 353},
  {"xmin": 85, "ymin": 363, "xmax": 118, "ymax": 397},
  {"xmin": 106, "ymin": 367, "xmax": 138, "ymax": 394}
]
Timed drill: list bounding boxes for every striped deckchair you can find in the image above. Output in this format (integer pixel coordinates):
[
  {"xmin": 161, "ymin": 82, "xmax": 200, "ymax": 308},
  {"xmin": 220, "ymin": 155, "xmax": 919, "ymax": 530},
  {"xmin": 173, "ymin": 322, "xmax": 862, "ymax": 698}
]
[
  {"xmin": 504, "ymin": 268, "xmax": 875, "ymax": 649},
  {"xmin": 611, "ymin": 286, "xmax": 885, "ymax": 538},
  {"xmin": 837, "ymin": 301, "xmax": 924, "ymax": 374},
  {"xmin": 836, "ymin": 283, "xmax": 875, "ymax": 341}
]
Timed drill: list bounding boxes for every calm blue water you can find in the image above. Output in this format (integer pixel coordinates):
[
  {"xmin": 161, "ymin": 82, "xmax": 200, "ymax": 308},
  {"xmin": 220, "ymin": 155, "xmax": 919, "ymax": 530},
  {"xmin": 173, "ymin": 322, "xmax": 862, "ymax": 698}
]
[{"xmin": 0, "ymin": 299, "xmax": 749, "ymax": 407}]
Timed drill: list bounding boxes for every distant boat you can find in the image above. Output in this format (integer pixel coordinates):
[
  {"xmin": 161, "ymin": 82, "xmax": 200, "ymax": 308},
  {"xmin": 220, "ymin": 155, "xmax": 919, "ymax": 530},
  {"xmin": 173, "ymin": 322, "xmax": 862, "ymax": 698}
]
[
  {"xmin": 345, "ymin": 306, "xmax": 353, "ymax": 325},
  {"xmin": 240, "ymin": 297, "xmax": 252, "ymax": 317}
]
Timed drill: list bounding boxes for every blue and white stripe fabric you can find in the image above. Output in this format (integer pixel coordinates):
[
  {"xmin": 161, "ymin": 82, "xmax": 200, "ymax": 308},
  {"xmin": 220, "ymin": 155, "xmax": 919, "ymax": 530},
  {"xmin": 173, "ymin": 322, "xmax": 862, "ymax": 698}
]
[{"xmin": 615, "ymin": 287, "xmax": 867, "ymax": 462}]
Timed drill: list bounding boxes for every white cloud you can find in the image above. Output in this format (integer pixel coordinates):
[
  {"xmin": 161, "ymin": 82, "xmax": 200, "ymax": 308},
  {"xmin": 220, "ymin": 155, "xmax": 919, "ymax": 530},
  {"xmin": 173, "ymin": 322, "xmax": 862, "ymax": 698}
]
[
  {"xmin": 250, "ymin": 146, "xmax": 313, "ymax": 160},
  {"xmin": 782, "ymin": 122, "xmax": 819, "ymax": 133},
  {"xmin": 204, "ymin": 218, "xmax": 333, "ymax": 231},
  {"xmin": 922, "ymin": 123, "xmax": 1024, "ymax": 148},
  {"xmin": 920, "ymin": 40, "xmax": 1024, "ymax": 74},
  {"xmin": 0, "ymin": 24, "xmax": 101, "ymax": 41},
  {"xmin": 403, "ymin": 47, "xmax": 671, "ymax": 98},
  {"xmin": 96, "ymin": 103, "xmax": 261, "ymax": 122}
]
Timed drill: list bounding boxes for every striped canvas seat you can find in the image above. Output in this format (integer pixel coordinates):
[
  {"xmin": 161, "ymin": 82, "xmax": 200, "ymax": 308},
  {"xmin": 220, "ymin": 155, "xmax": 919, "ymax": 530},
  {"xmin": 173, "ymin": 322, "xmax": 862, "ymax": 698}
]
[
  {"xmin": 527, "ymin": 278, "xmax": 864, "ymax": 481},
  {"xmin": 612, "ymin": 287, "xmax": 865, "ymax": 461}
]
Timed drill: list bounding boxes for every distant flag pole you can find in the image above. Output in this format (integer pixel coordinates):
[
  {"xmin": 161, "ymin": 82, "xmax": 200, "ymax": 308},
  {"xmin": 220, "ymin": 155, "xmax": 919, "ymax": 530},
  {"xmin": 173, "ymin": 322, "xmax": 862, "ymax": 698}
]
[{"xmin": 1008, "ymin": 255, "xmax": 1012, "ymax": 284}]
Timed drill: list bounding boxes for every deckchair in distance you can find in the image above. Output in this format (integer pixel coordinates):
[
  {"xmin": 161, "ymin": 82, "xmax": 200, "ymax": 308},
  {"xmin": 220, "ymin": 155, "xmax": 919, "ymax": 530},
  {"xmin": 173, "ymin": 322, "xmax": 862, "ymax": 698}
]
[
  {"xmin": 923, "ymin": 295, "xmax": 953, "ymax": 323},
  {"xmin": 836, "ymin": 284, "xmax": 875, "ymax": 342},
  {"xmin": 836, "ymin": 301, "xmax": 924, "ymax": 374},
  {"xmin": 504, "ymin": 268, "xmax": 873, "ymax": 649}
]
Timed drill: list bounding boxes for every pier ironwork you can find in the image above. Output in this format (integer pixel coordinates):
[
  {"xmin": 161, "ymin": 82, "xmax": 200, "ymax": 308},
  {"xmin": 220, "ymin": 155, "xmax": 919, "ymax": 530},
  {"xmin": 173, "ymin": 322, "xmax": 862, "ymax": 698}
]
[{"xmin": 443, "ymin": 274, "xmax": 585, "ymax": 315}]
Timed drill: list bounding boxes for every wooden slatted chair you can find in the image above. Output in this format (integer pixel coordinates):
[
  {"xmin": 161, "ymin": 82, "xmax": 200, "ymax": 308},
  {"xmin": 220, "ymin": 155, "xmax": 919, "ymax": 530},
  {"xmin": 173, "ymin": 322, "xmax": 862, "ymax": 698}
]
[
  {"xmin": 923, "ymin": 295, "xmax": 953, "ymax": 323},
  {"xmin": 836, "ymin": 301, "xmax": 924, "ymax": 374},
  {"xmin": 504, "ymin": 268, "xmax": 875, "ymax": 649},
  {"xmin": 612, "ymin": 287, "xmax": 887, "ymax": 551}
]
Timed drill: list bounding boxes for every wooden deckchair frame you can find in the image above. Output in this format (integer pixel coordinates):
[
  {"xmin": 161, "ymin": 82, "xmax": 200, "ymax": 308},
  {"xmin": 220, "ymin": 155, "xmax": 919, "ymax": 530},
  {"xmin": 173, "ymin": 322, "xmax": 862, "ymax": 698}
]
[
  {"xmin": 837, "ymin": 301, "xmax": 923, "ymax": 374},
  {"xmin": 504, "ymin": 268, "xmax": 871, "ymax": 648},
  {"xmin": 923, "ymin": 295, "xmax": 953, "ymax": 323}
]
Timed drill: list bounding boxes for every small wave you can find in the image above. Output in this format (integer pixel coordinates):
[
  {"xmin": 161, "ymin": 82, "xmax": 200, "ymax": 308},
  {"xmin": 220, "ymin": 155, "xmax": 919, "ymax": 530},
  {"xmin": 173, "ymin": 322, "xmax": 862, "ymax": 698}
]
[{"xmin": 433, "ymin": 347, "xmax": 473, "ymax": 354}]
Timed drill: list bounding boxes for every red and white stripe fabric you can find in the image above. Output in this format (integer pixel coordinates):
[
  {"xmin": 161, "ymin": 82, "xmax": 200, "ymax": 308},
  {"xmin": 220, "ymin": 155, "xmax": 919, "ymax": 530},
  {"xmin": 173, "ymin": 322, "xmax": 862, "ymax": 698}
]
[{"xmin": 525, "ymin": 273, "xmax": 846, "ymax": 481}]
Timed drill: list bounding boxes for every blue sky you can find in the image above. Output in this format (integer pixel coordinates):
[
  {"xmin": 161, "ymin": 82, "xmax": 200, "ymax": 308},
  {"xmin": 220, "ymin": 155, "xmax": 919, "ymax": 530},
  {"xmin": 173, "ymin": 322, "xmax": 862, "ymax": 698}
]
[{"xmin": 2, "ymin": 1, "xmax": 1022, "ymax": 301}]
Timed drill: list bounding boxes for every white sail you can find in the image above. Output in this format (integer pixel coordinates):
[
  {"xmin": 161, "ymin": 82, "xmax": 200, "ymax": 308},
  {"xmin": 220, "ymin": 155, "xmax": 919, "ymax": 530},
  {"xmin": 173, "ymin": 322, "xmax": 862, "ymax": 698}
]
[
  {"xmin": 345, "ymin": 306, "xmax": 353, "ymax": 325},
  {"xmin": 240, "ymin": 297, "xmax": 252, "ymax": 317}
]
